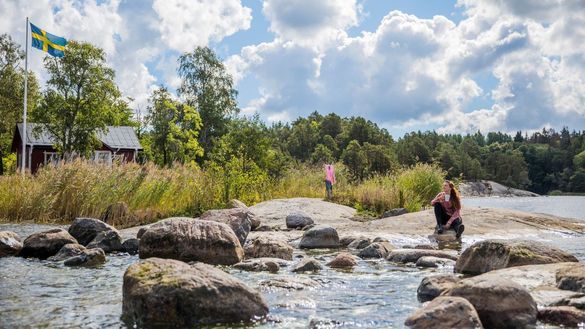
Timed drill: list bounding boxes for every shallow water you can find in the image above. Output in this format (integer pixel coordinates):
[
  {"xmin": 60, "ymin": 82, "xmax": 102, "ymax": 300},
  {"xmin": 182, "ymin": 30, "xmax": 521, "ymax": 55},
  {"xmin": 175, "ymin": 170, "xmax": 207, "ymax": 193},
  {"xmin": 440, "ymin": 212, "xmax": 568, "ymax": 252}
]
[
  {"xmin": 1, "ymin": 196, "xmax": 584, "ymax": 328},
  {"xmin": 464, "ymin": 195, "xmax": 585, "ymax": 220}
]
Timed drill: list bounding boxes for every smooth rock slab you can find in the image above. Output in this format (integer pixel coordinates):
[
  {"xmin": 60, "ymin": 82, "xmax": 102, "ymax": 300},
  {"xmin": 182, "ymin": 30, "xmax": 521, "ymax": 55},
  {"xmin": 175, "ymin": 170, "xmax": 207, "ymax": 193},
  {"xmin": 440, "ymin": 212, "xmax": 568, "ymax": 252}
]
[
  {"xmin": 68, "ymin": 217, "xmax": 117, "ymax": 246},
  {"xmin": 19, "ymin": 228, "xmax": 78, "ymax": 259},
  {"xmin": 417, "ymin": 274, "xmax": 460, "ymax": 303},
  {"xmin": 0, "ymin": 231, "xmax": 23, "ymax": 257},
  {"xmin": 455, "ymin": 239, "xmax": 578, "ymax": 275},
  {"xmin": 386, "ymin": 249, "xmax": 457, "ymax": 264},
  {"xmin": 244, "ymin": 236, "xmax": 293, "ymax": 260},
  {"xmin": 123, "ymin": 258, "xmax": 268, "ymax": 327},
  {"xmin": 299, "ymin": 226, "xmax": 339, "ymax": 249},
  {"xmin": 445, "ymin": 276, "xmax": 537, "ymax": 329},
  {"xmin": 139, "ymin": 218, "xmax": 244, "ymax": 265},
  {"xmin": 405, "ymin": 296, "xmax": 483, "ymax": 329}
]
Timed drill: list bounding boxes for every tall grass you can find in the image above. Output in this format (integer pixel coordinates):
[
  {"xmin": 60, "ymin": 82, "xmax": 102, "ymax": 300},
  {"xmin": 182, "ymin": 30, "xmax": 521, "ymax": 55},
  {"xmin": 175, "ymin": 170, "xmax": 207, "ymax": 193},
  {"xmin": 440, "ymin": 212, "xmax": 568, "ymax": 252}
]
[{"xmin": 0, "ymin": 161, "xmax": 444, "ymax": 227}]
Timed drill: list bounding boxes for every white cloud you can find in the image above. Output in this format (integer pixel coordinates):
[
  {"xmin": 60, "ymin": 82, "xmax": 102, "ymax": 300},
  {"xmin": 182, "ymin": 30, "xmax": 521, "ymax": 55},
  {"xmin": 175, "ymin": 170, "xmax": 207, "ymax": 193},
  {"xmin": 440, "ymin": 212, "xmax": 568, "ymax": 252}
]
[{"xmin": 152, "ymin": 0, "xmax": 252, "ymax": 53}]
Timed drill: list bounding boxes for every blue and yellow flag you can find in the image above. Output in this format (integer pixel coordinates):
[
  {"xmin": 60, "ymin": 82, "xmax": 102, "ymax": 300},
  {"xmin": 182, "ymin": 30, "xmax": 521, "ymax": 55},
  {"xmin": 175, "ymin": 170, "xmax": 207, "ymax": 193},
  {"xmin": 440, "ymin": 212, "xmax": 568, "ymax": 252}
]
[{"xmin": 30, "ymin": 23, "xmax": 67, "ymax": 58}]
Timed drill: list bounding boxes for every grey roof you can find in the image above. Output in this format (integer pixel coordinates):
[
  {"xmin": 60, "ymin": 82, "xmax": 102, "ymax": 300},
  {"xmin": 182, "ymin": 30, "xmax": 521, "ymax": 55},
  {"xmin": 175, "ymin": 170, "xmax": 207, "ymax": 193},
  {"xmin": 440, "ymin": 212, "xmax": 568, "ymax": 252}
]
[{"xmin": 17, "ymin": 123, "xmax": 142, "ymax": 150}]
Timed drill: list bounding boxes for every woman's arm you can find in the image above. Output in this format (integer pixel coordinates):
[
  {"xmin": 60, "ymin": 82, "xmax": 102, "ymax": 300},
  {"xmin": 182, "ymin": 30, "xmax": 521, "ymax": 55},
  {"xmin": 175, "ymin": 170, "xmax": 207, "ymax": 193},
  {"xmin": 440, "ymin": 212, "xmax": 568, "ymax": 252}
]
[{"xmin": 430, "ymin": 192, "xmax": 444, "ymax": 205}]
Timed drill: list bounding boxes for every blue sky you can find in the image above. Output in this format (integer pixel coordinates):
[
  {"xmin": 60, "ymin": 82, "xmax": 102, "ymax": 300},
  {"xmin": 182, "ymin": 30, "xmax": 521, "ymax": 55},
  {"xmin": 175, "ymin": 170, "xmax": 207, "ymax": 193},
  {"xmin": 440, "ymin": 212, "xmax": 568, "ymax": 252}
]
[{"xmin": 1, "ymin": 0, "xmax": 584, "ymax": 138}]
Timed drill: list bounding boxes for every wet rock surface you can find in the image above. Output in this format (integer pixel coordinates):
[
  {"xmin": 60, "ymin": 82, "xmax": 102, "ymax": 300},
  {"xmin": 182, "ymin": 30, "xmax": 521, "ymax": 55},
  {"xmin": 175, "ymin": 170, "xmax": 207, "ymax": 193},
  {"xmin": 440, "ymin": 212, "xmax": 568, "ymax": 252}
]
[
  {"xmin": 19, "ymin": 228, "xmax": 78, "ymax": 259},
  {"xmin": 0, "ymin": 231, "xmax": 23, "ymax": 257},
  {"xmin": 68, "ymin": 218, "xmax": 117, "ymax": 246},
  {"xmin": 405, "ymin": 296, "xmax": 483, "ymax": 329}
]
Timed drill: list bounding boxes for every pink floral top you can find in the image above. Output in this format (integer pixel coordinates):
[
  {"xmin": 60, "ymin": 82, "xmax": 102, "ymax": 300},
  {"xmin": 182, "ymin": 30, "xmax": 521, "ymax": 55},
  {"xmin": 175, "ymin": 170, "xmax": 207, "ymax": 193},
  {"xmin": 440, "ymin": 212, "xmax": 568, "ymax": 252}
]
[{"xmin": 431, "ymin": 192, "xmax": 461, "ymax": 225}]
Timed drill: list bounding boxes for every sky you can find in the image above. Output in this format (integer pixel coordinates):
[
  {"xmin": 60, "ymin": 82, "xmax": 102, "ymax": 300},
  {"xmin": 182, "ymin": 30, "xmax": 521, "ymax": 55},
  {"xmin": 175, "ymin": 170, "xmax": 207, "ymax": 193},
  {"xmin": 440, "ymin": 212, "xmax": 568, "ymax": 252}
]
[{"xmin": 1, "ymin": 0, "xmax": 584, "ymax": 138}]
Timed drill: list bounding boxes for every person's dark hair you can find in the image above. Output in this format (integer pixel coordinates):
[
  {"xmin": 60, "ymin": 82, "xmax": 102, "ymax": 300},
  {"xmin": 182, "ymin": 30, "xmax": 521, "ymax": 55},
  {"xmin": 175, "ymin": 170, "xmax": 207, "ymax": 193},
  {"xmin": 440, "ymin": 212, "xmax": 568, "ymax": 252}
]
[{"xmin": 446, "ymin": 180, "xmax": 461, "ymax": 210}]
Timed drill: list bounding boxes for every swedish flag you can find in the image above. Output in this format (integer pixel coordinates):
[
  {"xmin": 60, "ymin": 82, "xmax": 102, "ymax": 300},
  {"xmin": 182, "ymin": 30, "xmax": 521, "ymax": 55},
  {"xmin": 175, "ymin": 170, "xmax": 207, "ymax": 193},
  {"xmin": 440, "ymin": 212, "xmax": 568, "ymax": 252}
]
[{"xmin": 30, "ymin": 23, "xmax": 67, "ymax": 58}]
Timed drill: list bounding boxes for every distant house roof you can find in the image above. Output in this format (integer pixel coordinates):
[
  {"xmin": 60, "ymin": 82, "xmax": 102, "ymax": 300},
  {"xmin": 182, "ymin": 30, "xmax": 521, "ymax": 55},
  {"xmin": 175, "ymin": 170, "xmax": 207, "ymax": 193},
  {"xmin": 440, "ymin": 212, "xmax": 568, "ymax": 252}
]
[{"xmin": 15, "ymin": 123, "xmax": 142, "ymax": 150}]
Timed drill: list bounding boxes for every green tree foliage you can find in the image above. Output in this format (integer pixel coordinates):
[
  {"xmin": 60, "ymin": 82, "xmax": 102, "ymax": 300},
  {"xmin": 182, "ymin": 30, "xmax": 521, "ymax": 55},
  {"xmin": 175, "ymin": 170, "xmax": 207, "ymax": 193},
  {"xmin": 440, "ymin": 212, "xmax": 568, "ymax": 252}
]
[
  {"xmin": 342, "ymin": 140, "xmax": 366, "ymax": 181},
  {"xmin": 146, "ymin": 87, "xmax": 203, "ymax": 166},
  {"xmin": 178, "ymin": 46, "xmax": 239, "ymax": 156},
  {"xmin": 32, "ymin": 41, "xmax": 132, "ymax": 157},
  {"xmin": 311, "ymin": 144, "xmax": 334, "ymax": 164},
  {"xmin": 0, "ymin": 34, "xmax": 40, "ymax": 174}
]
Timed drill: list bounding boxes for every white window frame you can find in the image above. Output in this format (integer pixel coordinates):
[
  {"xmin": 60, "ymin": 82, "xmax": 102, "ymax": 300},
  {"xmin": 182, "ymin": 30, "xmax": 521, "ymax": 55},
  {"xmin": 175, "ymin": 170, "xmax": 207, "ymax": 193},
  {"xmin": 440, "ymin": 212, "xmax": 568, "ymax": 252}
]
[
  {"xmin": 94, "ymin": 150, "xmax": 112, "ymax": 166},
  {"xmin": 44, "ymin": 152, "xmax": 61, "ymax": 166}
]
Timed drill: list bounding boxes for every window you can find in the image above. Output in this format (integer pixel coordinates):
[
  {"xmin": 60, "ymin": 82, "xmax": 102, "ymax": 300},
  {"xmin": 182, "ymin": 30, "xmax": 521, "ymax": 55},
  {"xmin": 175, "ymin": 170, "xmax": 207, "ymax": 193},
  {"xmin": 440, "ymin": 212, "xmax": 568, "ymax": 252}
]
[
  {"xmin": 44, "ymin": 152, "xmax": 61, "ymax": 166},
  {"xmin": 94, "ymin": 151, "xmax": 112, "ymax": 166}
]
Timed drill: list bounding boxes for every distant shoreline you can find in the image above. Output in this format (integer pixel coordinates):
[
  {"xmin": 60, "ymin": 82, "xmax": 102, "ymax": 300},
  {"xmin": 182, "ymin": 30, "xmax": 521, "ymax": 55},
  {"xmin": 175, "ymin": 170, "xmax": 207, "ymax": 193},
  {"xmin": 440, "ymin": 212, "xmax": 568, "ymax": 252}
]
[{"xmin": 458, "ymin": 180, "xmax": 540, "ymax": 198}]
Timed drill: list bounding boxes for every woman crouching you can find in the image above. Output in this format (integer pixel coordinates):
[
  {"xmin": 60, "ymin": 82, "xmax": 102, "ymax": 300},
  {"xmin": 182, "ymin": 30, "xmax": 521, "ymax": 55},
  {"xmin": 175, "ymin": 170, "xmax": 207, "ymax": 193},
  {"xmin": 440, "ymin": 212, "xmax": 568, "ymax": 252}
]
[{"xmin": 431, "ymin": 180, "xmax": 465, "ymax": 238}]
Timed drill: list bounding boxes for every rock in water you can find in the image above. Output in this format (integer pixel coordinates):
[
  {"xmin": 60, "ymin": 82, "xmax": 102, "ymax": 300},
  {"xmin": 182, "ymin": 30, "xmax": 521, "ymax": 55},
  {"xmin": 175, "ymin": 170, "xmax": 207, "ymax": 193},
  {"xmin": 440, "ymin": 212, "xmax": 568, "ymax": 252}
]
[
  {"xmin": 446, "ymin": 276, "xmax": 537, "ymax": 328},
  {"xmin": 68, "ymin": 217, "xmax": 118, "ymax": 246},
  {"xmin": 328, "ymin": 253, "xmax": 357, "ymax": 268},
  {"xmin": 0, "ymin": 231, "xmax": 23, "ymax": 257},
  {"xmin": 200, "ymin": 208, "xmax": 257, "ymax": 244},
  {"xmin": 537, "ymin": 306, "xmax": 585, "ymax": 327},
  {"xmin": 48, "ymin": 243, "xmax": 87, "ymax": 261},
  {"xmin": 123, "ymin": 258, "xmax": 268, "ymax": 327},
  {"xmin": 299, "ymin": 226, "xmax": 339, "ymax": 249},
  {"xmin": 386, "ymin": 249, "xmax": 457, "ymax": 264},
  {"xmin": 139, "ymin": 218, "xmax": 244, "ymax": 265},
  {"xmin": 244, "ymin": 236, "xmax": 293, "ymax": 260},
  {"xmin": 417, "ymin": 274, "xmax": 460, "ymax": 303},
  {"xmin": 64, "ymin": 248, "xmax": 106, "ymax": 267},
  {"xmin": 87, "ymin": 230, "xmax": 123, "ymax": 253},
  {"xmin": 122, "ymin": 238, "xmax": 139, "ymax": 255},
  {"xmin": 455, "ymin": 239, "xmax": 578, "ymax": 275},
  {"xmin": 286, "ymin": 212, "xmax": 314, "ymax": 229},
  {"xmin": 405, "ymin": 296, "xmax": 483, "ymax": 329},
  {"xmin": 358, "ymin": 242, "xmax": 395, "ymax": 259},
  {"xmin": 291, "ymin": 258, "xmax": 323, "ymax": 273},
  {"xmin": 19, "ymin": 229, "xmax": 78, "ymax": 259}
]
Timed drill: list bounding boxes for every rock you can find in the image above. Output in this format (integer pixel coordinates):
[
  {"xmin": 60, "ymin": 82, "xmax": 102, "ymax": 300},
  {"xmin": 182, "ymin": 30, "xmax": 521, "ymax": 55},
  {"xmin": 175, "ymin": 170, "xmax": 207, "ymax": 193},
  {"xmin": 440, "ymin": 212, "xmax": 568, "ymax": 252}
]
[
  {"xmin": 234, "ymin": 258, "xmax": 288, "ymax": 273},
  {"xmin": 358, "ymin": 242, "xmax": 395, "ymax": 259},
  {"xmin": 454, "ymin": 239, "xmax": 578, "ymax": 275},
  {"xmin": 229, "ymin": 199, "xmax": 247, "ymax": 209},
  {"xmin": 122, "ymin": 238, "xmax": 139, "ymax": 255},
  {"xmin": 291, "ymin": 258, "xmax": 323, "ymax": 273},
  {"xmin": 244, "ymin": 236, "xmax": 293, "ymax": 260},
  {"xmin": 404, "ymin": 296, "xmax": 483, "ymax": 329},
  {"xmin": 309, "ymin": 318, "xmax": 342, "ymax": 328},
  {"xmin": 417, "ymin": 274, "xmax": 461, "ymax": 303},
  {"xmin": 100, "ymin": 202, "xmax": 135, "ymax": 226},
  {"xmin": 0, "ymin": 231, "xmax": 23, "ymax": 257},
  {"xmin": 136, "ymin": 226, "xmax": 149, "ymax": 239},
  {"xmin": 123, "ymin": 258, "xmax": 268, "ymax": 327},
  {"xmin": 567, "ymin": 295, "xmax": 585, "ymax": 309},
  {"xmin": 68, "ymin": 217, "xmax": 118, "ymax": 246},
  {"xmin": 64, "ymin": 248, "xmax": 106, "ymax": 267},
  {"xmin": 200, "ymin": 208, "xmax": 257, "ymax": 245},
  {"xmin": 286, "ymin": 212, "xmax": 314, "ymax": 229},
  {"xmin": 328, "ymin": 253, "xmax": 357, "ymax": 268},
  {"xmin": 416, "ymin": 256, "xmax": 456, "ymax": 268},
  {"xmin": 556, "ymin": 263, "xmax": 585, "ymax": 292},
  {"xmin": 347, "ymin": 237, "xmax": 371, "ymax": 250},
  {"xmin": 413, "ymin": 244, "xmax": 437, "ymax": 250},
  {"xmin": 372, "ymin": 237, "xmax": 389, "ymax": 242},
  {"xmin": 339, "ymin": 235, "xmax": 359, "ymax": 247},
  {"xmin": 445, "ymin": 276, "xmax": 537, "ymax": 329},
  {"xmin": 537, "ymin": 306, "xmax": 585, "ymax": 327},
  {"xmin": 87, "ymin": 230, "xmax": 123, "ymax": 253},
  {"xmin": 19, "ymin": 228, "xmax": 78, "ymax": 259},
  {"xmin": 381, "ymin": 208, "xmax": 408, "ymax": 218},
  {"xmin": 387, "ymin": 249, "xmax": 457, "ymax": 264},
  {"xmin": 299, "ymin": 226, "xmax": 339, "ymax": 249},
  {"xmin": 259, "ymin": 277, "xmax": 321, "ymax": 290},
  {"xmin": 139, "ymin": 218, "xmax": 244, "ymax": 265},
  {"xmin": 48, "ymin": 243, "xmax": 87, "ymax": 261}
]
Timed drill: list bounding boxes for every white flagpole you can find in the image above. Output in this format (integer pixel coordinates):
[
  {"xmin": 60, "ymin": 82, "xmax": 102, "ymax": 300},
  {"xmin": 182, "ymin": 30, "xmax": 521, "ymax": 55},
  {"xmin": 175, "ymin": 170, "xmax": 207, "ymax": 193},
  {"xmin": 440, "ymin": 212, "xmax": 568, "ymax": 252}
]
[{"xmin": 21, "ymin": 17, "xmax": 29, "ymax": 174}]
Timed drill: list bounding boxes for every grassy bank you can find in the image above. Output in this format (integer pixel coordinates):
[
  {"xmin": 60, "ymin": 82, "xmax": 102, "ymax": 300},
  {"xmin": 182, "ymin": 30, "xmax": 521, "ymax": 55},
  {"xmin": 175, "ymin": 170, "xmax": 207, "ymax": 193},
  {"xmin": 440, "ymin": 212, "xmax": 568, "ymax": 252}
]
[{"xmin": 0, "ymin": 161, "xmax": 444, "ymax": 228}]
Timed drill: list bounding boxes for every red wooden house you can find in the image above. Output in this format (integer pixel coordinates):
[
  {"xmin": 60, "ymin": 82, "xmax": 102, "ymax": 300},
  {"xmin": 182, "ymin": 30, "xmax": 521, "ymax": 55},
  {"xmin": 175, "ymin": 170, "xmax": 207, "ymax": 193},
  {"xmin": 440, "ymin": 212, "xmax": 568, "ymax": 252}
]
[{"xmin": 11, "ymin": 123, "xmax": 143, "ymax": 174}]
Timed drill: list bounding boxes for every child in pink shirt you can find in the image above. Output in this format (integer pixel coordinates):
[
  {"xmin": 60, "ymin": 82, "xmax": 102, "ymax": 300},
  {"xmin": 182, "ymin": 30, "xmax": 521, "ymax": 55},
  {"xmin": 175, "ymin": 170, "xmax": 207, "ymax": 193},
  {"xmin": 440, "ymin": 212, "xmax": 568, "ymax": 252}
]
[{"xmin": 324, "ymin": 164, "xmax": 336, "ymax": 200}]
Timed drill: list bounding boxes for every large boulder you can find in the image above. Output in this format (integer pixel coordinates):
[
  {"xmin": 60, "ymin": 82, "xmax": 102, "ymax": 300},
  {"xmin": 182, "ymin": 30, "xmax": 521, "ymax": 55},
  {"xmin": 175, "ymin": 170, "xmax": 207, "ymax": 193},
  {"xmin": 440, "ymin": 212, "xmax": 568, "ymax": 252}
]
[
  {"xmin": 244, "ymin": 236, "xmax": 293, "ymax": 260},
  {"xmin": 139, "ymin": 218, "xmax": 244, "ymax": 265},
  {"xmin": 68, "ymin": 217, "xmax": 118, "ymax": 246},
  {"xmin": 86, "ymin": 230, "xmax": 123, "ymax": 253},
  {"xmin": 358, "ymin": 242, "xmax": 395, "ymax": 259},
  {"xmin": 455, "ymin": 240, "xmax": 578, "ymax": 275},
  {"xmin": 417, "ymin": 275, "xmax": 461, "ymax": 303},
  {"xmin": 538, "ymin": 306, "xmax": 585, "ymax": 327},
  {"xmin": 286, "ymin": 212, "xmax": 314, "ymax": 229},
  {"xmin": 445, "ymin": 276, "xmax": 538, "ymax": 329},
  {"xmin": 299, "ymin": 226, "xmax": 339, "ymax": 249},
  {"xmin": 19, "ymin": 228, "xmax": 78, "ymax": 259},
  {"xmin": 556, "ymin": 263, "xmax": 585, "ymax": 293},
  {"xmin": 64, "ymin": 248, "xmax": 106, "ymax": 267},
  {"xmin": 48, "ymin": 243, "xmax": 87, "ymax": 261},
  {"xmin": 123, "ymin": 258, "xmax": 268, "ymax": 327},
  {"xmin": 0, "ymin": 231, "xmax": 23, "ymax": 257},
  {"xmin": 404, "ymin": 296, "xmax": 483, "ymax": 329},
  {"xmin": 386, "ymin": 249, "xmax": 457, "ymax": 264},
  {"xmin": 200, "ymin": 208, "xmax": 257, "ymax": 245},
  {"xmin": 122, "ymin": 238, "xmax": 139, "ymax": 255}
]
